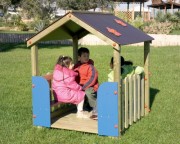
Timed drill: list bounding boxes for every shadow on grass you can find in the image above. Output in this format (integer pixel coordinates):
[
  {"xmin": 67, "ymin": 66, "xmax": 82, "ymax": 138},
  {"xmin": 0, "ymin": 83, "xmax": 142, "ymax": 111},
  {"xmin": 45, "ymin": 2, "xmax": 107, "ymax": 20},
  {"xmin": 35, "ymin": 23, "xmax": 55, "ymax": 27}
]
[
  {"xmin": 150, "ymin": 87, "xmax": 159, "ymax": 108},
  {"xmin": 0, "ymin": 43, "xmax": 71, "ymax": 52}
]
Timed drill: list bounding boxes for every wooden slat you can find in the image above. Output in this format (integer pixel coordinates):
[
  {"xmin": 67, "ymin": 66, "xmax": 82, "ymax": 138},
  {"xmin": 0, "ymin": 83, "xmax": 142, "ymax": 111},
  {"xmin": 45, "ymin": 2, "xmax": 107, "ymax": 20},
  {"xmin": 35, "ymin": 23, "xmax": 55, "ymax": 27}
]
[
  {"xmin": 51, "ymin": 113, "xmax": 98, "ymax": 134},
  {"xmin": 50, "ymin": 100, "xmax": 62, "ymax": 107},
  {"xmin": 129, "ymin": 75, "xmax": 133, "ymax": 125},
  {"xmin": 51, "ymin": 106, "xmax": 76, "ymax": 119},
  {"xmin": 43, "ymin": 73, "xmax": 53, "ymax": 101},
  {"xmin": 141, "ymin": 76, "xmax": 145, "ymax": 116},
  {"xmin": 137, "ymin": 75, "xmax": 141, "ymax": 119},
  {"xmin": 133, "ymin": 74, "xmax": 137, "ymax": 122},
  {"xmin": 124, "ymin": 77, "xmax": 129, "ymax": 128},
  {"xmin": 43, "ymin": 73, "xmax": 53, "ymax": 81},
  {"xmin": 131, "ymin": 75, "xmax": 134, "ymax": 124},
  {"xmin": 121, "ymin": 79, "xmax": 125, "ymax": 132}
]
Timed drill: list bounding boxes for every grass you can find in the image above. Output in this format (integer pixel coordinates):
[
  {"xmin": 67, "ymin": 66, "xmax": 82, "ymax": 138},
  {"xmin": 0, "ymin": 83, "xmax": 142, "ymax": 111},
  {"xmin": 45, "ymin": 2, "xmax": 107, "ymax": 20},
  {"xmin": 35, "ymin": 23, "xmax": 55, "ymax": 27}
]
[
  {"xmin": 0, "ymin": 44, "xmax": 179, "ymax": 144},
  {"xmin": 0, "ymin": 30, "xmax": 35, "ymax": 34},
  {"xmin": 170, "ymin": 29, "xmax": 180, "ymax": 35}
]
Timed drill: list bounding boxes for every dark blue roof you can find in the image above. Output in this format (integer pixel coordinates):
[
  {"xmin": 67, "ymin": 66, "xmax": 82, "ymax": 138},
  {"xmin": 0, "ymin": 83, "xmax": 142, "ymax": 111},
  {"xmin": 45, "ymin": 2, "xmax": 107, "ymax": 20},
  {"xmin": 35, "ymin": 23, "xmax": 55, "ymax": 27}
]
[{"xmin": 72, "ymin": 12, "xmax": 153, "ymax": 45}]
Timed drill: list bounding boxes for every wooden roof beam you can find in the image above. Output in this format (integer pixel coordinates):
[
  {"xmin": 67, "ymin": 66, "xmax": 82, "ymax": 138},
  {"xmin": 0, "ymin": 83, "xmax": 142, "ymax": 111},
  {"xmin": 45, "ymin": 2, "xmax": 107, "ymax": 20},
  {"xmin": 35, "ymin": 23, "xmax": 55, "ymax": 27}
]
[
  {"xmin": 70, "ymin": 13, "xmax": 118, "ymax": 47},
  {"xmin": 27, "ymin": 14, "xmax": 70, "ymax": 47}
]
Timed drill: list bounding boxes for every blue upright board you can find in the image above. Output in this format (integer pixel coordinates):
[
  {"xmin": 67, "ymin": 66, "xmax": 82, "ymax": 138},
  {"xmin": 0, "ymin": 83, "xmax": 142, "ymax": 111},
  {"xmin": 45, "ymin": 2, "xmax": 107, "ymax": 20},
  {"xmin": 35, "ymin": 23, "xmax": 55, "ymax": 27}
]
[
  {"xmin": 32, "ymin": 76, "xmax": 51, "ymax": 127},
  {"xmin": 98, "ymin": 82, "xmax": 119, "ymax": 137}
]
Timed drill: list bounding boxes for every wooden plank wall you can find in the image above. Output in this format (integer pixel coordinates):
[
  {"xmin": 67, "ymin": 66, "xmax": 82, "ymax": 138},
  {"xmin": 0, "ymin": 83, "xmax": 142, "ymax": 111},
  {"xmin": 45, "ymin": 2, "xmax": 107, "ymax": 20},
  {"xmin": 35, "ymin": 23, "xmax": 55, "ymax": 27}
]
[{"xmin": 122, "ymin": 74, "xmax": 145, "ymax": 130}]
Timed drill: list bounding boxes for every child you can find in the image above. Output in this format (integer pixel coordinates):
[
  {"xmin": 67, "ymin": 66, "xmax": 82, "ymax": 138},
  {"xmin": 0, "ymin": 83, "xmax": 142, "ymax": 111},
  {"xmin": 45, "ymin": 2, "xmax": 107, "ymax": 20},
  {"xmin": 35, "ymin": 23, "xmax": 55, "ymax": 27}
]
[
  {"xmin": 52, "ymin": 55, "xmax": 88, "ymax": 119},
  {"xmin": 108, "ymin": 56, "xmax": 134, "ymax": 81},
  {"xmin": 74, "ymin": 47, "xmax": 98, "ymax": 120}
]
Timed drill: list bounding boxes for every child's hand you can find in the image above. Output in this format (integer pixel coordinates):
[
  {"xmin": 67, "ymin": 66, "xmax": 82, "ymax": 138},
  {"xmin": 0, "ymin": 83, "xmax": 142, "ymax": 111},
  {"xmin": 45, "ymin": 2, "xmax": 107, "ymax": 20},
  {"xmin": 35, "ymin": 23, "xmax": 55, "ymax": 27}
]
[{"xmin": 69, "ymin": 63, "xmax": 74, "ymax": 69}]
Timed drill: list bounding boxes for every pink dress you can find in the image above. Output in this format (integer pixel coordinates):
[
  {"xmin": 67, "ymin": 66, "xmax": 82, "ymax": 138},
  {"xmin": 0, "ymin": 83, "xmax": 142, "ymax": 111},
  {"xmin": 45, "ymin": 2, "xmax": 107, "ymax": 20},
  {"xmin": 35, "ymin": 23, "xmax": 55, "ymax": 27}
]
[{"xmin": 52, "ymin": 64, "xmax": 85, "ymax": 104}]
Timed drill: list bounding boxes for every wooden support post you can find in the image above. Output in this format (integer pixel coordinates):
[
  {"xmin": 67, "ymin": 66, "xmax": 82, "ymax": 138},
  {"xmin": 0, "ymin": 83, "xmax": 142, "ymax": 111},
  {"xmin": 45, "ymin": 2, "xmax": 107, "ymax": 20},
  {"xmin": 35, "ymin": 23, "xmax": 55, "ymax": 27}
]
[
  {"xmin": 143, "ymin": 2, "xmax": 145, "ymax": 20},
  {"xmin": 153, "ymin": 8, "xmax": 155, "ymax": 20},
  {"xmin": 171, "ymin": 4, "xmax": 174, "ymax": 14},
  {"xmin": 164, "ymin": 6, "xmax": 167, "ymax": 14},
  {"xmin": 144, "ymin": 41, "xmax": 150, "ymax": 116},
  {"xmin": 127, "ymin": 2, "xmax": 130, "ymax": 11},
  {"xmin": 140, "ymin": 2, "xmax": 142, "ymax": 17},
  {"xmin": 132, "ymin": 0, "xmax": 135, "ymax": 20},
  {"xmin": 152, "ymin": 8, "xmax": 154, "ymax": 20},
  {"xmin": 31, "ymin": 45, "xmax": 39, "ymax": 76},
  {"xmin": 73, "ymin": 36, "xmax": 78, "ymax": 64},
  {"xmin": 113, "ymin": 44, "xmax": 121, "ymax": 136}
]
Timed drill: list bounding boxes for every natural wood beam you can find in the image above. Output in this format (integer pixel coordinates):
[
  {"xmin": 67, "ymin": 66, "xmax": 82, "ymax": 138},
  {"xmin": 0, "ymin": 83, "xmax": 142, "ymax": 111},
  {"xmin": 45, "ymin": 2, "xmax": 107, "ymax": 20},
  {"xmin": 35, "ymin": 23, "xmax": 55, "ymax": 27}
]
[
  {"xmin": 113, "ymin": 44, "xmax": 121, "ymax": 136},
  {"xmin": 72, "ymin": 36, "xmax": 78, "ymax": 64},
  {"xmin": 70, "ymin": 14, "xmax": 116, "ymax": 46},
  {"xmin": 31, "ymin": 45, "xmax": 39, "ymax": 76},
  {"xmin": 144, "ymin": 41, "xmax": 150, "ymax": 116},
  {"xmin": 27, "ymin": 15, "xmax": 70, "ymax": 47}
]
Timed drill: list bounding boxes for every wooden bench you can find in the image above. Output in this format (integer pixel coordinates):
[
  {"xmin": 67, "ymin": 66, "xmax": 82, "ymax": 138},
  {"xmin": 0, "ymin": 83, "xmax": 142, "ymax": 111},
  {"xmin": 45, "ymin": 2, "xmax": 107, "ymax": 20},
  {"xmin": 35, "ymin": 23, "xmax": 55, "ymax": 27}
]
[
  {"xmin": 43, "ymin": 73, "xmax": 76, "ymax": 118},
  {"xmin": 43, "ymin": 73, "xmax": 59, "ymax": 106}
]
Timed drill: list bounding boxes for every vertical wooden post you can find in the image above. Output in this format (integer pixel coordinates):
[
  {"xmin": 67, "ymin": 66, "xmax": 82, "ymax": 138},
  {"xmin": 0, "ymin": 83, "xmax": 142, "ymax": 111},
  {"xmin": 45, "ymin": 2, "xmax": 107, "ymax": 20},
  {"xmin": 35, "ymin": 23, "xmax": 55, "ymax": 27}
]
[
  {"xmin": 127, "ymin": 2, "xmax": 129, "ymax": 11},
  {"xmin": 152, "ymin": 8, "xmax": 154, "ymax": 20},
  {"xmin": 73, "ymin": 36, "xmax": 78, "ymax": 64},
  {"xmin": 140, "ymin": 2, "xmax": 142, "ymax": 17},
  {"xmin": 164, "ymin": 6, "xmax": 167, "ymax": 14},
  {"xmin": 144, "ymin": 41, "xmax": 150, "ymax": 116},
  {"xmin": 132, "ymin": 0, "xmax": 135, "ymax": 20},
  {"xmin": 142, "ymin": 2, "xmax": 145, "ymax": 20},
  {"xmin": 113, "ymin": 44, "xmax": 121, "ymax": 136},
  {"xmin": 31, "ymin": 45, "xmax": 39, "ymax": 76},
  {"xmin": 153, "ymin": 8, "xmax": 155, "ymax": 20},
  {"xmin": 171, "ymin": 4, "xmax": 174, "ymax": 14}
]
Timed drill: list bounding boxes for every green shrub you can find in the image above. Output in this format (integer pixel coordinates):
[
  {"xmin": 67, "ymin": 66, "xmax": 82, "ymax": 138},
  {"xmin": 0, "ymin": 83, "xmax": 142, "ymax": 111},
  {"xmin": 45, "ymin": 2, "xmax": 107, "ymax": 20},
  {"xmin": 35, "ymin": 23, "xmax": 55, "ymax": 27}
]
[
  {"xmin": 143, "ymin": 21, "xmax": 173, "ymax": 34},
  {"xmin": 17, "ymin": 22, "xmax": 29, "ymax": 31},
  {"xmin": 129, "ymin": 15, "xmax": 144, "ymax": 29},
  {"xmin": 155, "ymin": 11, "xmax": 166, "ymax": 22}
]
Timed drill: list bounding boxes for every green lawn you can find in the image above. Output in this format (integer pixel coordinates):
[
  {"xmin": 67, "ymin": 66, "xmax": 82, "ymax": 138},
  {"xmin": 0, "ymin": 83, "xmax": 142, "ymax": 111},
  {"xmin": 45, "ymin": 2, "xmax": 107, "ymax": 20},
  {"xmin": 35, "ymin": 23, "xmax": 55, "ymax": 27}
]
[
  {"xmin": 0, "ymin": 30, "xmax": 35, "ymax": 34},
  {"xmin": 0, "ymin": 44, "xmax": 179, "ymax": 144}
]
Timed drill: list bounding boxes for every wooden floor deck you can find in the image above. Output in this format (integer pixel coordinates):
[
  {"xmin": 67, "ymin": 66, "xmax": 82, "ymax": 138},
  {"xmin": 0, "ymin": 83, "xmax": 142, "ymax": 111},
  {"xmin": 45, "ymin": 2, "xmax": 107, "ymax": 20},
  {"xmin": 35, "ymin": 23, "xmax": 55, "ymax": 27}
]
[{"xmin": 51, "ymin": 112, "xmax": 98, "ymax": 134}]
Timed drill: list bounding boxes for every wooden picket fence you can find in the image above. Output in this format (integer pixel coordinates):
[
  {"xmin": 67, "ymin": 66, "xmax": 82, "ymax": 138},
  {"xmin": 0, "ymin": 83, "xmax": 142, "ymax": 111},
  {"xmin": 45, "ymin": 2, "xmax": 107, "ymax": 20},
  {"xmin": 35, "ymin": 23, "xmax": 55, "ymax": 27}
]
[{"xmin": 121, "ymin": 74, "xmax": 145, "ymax": 130}]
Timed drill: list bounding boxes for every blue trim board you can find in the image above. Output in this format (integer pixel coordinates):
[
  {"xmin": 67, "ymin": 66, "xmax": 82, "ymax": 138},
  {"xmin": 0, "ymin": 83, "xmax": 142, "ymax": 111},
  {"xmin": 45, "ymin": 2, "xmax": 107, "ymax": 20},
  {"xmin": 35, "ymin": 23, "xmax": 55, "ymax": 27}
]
[
  {"xmin": 97, "ymin": 82, "xmax": 119, "ymax": 137},
  {"xmin": 32, "ymin": 76, "xmax": 51, "ymax": 127}
]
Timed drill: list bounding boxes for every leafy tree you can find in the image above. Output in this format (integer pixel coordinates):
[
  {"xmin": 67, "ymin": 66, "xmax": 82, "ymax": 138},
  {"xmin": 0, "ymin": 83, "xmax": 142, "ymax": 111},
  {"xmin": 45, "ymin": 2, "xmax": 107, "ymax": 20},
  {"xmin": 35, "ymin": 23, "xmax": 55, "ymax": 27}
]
[
  {"xmin": 19, "ymin": 0, "xmax": 55, "ymax": 20},
  {"xmin": 11, "ymin": 0, "xmax": 21, "ymax": 5},
  {"xmin": 56, "ymin": 0, "xmax": 110, "ymax": 11},
  {"xmin": 0, "ymin": 0, "xmax": 11, "ymax": 13}
]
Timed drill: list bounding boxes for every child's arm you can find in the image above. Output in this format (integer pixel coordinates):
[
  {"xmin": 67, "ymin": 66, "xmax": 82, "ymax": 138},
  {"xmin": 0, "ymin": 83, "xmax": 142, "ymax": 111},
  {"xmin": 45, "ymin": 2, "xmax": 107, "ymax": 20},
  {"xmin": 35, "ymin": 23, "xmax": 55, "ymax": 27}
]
[
  {"xmin": 82, "ymin": 65, "xmax": 98, "ymax": 90},
  {"xmin": 66, "ymin": 77, "xmax": 82, "ymax": 91}
]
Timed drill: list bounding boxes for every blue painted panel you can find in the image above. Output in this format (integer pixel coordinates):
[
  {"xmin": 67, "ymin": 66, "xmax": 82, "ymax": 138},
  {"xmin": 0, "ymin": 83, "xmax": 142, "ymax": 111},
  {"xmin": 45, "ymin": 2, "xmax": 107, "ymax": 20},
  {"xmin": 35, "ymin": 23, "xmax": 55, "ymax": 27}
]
[
  {"xmin": 97, "ymin": 82, "xmax": 119, "ymax": 137},
  {"xmin": 32, "ymin": 76, "xmax": 51, "ymax": 127}
]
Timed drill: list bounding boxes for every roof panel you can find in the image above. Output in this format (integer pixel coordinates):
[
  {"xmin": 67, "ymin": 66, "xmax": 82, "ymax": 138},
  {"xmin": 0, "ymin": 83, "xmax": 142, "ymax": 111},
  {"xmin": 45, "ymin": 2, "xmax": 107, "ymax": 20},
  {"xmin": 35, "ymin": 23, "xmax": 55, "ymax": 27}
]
[
  {"xmin": 72, "ymin": 12, "xmax": 153, "ymax": 45},
  {"xmin": 27, "ymin": 11, "xmax": 154, "ymax": 47}
]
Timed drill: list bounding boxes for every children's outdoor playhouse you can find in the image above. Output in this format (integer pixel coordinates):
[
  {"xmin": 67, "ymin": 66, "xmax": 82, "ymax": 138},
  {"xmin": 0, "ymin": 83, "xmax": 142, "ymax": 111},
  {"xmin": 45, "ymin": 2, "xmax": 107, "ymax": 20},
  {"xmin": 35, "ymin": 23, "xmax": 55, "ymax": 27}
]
[{"xmin": 27, "ymin": 11, "xmax": 154, "ymax": 137}]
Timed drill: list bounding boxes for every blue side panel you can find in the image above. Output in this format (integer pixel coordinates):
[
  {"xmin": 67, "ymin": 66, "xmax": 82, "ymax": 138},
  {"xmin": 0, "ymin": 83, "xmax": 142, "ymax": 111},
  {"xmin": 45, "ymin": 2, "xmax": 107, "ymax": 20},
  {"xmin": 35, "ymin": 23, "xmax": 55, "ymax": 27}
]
[
  {"xmin": 32, "ymin": 76, "xmax": 51, "ymax": 127},
  {"xmin": 98, "ymin": 82, "xmax": 119, "ymax": 137}
]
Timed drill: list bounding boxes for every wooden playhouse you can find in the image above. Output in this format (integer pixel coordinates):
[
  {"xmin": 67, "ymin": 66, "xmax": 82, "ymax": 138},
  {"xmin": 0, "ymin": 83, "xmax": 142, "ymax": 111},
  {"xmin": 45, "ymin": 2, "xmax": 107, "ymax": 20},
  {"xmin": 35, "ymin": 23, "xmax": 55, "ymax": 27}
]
[{"xmin": 27, "ymin": 11, "xmax": 154, "ymax": 137}]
